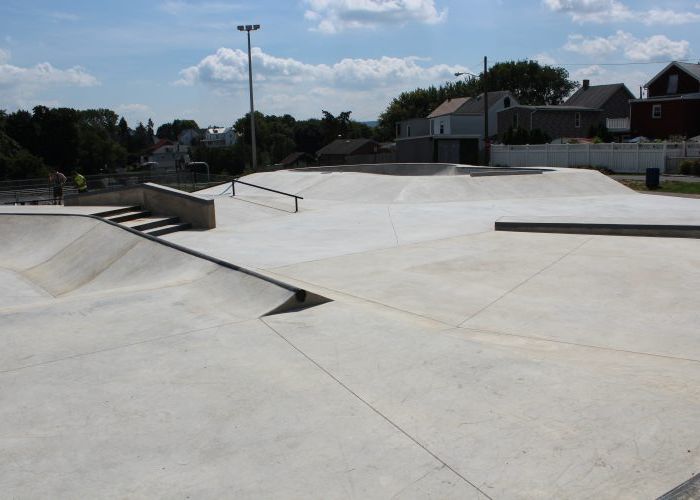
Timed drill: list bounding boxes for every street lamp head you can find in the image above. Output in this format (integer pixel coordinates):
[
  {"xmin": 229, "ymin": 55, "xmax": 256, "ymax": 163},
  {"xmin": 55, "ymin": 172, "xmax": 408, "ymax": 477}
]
[
  {"xmin": 237, "ymin": 24, "xmax": 261, "ymax": 32},
  {"xmin": 237, "ymin": 25, "xmax": 245, "ymax": 31}
]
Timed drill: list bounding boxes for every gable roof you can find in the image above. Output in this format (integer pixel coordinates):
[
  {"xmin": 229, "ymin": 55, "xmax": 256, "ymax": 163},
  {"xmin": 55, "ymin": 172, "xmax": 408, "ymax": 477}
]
[
  {"xmin": 565, "ymin": 83, "xmax": 634, "ymax": 108},
  {"xmin": 278, "ymin": 151, "xmax": 312, "ymax": 166},
  {"xmin": 427, "ymin": 97, "xmax": 470, "ymax": 118},
  {"xmin": 645, "ymin": 61, "xmax": 700, "ymax": 87},
  {"xmin": 427, "ymin": 91, "xmax": 514, "ymax": 118},
  {"xmin": 143, "ymin": 138, "xmax": 175, "ymax": 154},
  {"xmin": 316, "ymin": 138, "xmax": 377, "ymax": 156}
]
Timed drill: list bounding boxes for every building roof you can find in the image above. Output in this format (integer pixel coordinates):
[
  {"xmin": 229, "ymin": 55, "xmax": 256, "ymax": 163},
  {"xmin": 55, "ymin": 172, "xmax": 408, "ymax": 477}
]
[
  {"xmin": 565, "ymin": 83, "xmax": 634, "ymax": 108},
  {"xmin": 645, "ymin": 61, "xmax": 700, "ymax": 88},
  {"xmin": 502, "ymin": 105, "xmax": 599, "ymax": 112},
  {"xmin": 427, "ymin": 97, "xmax": 470, "ymax": 118},
  {"xmin": 457, "ymin": 91, "xmax": 513, "ymax": 114},
  {"xmin": 427, "ymin": 91, "xmax": 513, "ymax": 118},
  {"xmin": 316, "ymin": 138, "xmax": 377, "ymax": 156},
  {"xmin": 278, "ymin": 152, "xmax": 312, "ymax": 166},
  {"xmin": 143, "ymin": 138, "xmax": 175, "ymax": 154}
]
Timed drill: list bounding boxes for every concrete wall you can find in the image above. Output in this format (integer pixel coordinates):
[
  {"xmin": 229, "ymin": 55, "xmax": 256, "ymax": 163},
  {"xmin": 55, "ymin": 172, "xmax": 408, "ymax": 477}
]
[
  {"xmin": 65, "ymin": 183, "xmax": 216, "ymax": 229},
  {"xmin": 396, "ymin": 137, "xmax": 435, "ymax": 163}
]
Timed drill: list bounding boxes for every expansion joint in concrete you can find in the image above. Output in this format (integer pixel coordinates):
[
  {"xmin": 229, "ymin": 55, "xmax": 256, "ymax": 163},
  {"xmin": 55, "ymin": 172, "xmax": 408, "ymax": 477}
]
[
  {"xmin": 457, "ymin": 236, "xmax": 594, "ymax": 327},
  {"xmin": 259, "ymin": 317, "xmax": 494, "ymax": 500}
]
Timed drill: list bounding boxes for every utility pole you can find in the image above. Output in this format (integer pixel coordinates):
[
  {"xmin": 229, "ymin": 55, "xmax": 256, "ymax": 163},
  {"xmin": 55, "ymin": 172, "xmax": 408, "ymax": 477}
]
[
  {"xmin": 238, "ymin": 24, "xmax": 260, "ymax": 171},
  {"xmin": 483, "ymin": 56, "xmax": 489, "ymax": 166}
]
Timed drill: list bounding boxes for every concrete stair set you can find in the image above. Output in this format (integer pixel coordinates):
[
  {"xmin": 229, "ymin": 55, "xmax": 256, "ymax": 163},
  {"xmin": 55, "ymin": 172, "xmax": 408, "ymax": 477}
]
[{"xmin": 94, "ymin": 206, "xmax": 191, "ymax": 236}]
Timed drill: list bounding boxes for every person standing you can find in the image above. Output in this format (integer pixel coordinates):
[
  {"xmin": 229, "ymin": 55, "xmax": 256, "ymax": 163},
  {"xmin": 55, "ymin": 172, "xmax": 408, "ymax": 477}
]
[
  {"xmin": 50, "ymin": 170, "xmax": 67, "ymax": 204},
  {"xmin": 73, "ymin": 171, "xmax": 88, "ymax": 193}
]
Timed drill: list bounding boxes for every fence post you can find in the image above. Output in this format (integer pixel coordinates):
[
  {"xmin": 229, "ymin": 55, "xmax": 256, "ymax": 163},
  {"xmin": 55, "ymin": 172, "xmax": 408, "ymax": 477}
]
[
  {"xmin": 566, "ymin": 144, "xmax": 570, "ymax": 167},
  {"xmin": 231, "ymin": 180, "xmax": 236, "ymax": 197},
  {"xmin": 662, "ymin": 142, "xmax": 667, "ymax": 174},
  {"xmin": 609, "ymin": 143, "xmax": 613, "ymax": 171},
  {"xmin": 636, "ymin": 143, "xmax": 640, "ymax": 173},
  {"xmin": 587, "ymin": 143, "xmax": 591, "ymax": 167}
]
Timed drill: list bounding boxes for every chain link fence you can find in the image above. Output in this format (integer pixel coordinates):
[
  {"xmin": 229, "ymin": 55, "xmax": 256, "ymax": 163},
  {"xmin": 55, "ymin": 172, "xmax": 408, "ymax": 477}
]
[{"xmin": 0, "ymin": 170, "xmax": 233, "ymax": 205}]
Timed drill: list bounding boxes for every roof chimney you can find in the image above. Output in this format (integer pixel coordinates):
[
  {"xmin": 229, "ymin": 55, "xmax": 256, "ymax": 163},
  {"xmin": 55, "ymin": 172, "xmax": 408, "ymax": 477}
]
[{"xmin": 583, "ymin": 79, "xmax": 590, "ymax": 90}]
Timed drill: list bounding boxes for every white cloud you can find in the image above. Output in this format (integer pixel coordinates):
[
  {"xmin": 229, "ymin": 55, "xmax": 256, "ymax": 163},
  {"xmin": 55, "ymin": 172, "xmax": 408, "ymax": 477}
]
[
  {"xmin": 117, "ymin": 103, "xmax": 152, "ymax": 124},
  {"xmin": 0, "ymin": 62, "xmax": 98, "ymax": 88},
  {"xmin": 0, "ymin": 55, "xmax": 99, "ymax": 108},
  {"xmin": 176, "ymin": 47, "xmax": 464, "ymax": 88},
  {"xmin": 176, "ymin": 47, "xmax": 468, "ymax": 120},
  {"xmin": 303, "ymin": 0, "xmax": 447, "ymax": 33},
  {"xmin": 533, "ymin": 52, "xmax": 557, "ymax": 65},
  {"xmin": 544, "ymin": 0, "xmax": 700, "ymax": 24},
  {"xmin": 564, "ymin": 31, "xmax": 689, "ymax": 61}
]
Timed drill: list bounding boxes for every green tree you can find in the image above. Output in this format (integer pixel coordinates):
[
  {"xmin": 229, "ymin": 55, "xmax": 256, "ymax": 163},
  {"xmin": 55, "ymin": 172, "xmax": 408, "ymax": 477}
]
[
  {"xmin": 293, "ymin": 119, "xmax": 324, "ymax": 155},
  {"xmin": 156, "ymin": 119, "xmax": 200, "ymax": 141},
  {"xmin": 117, "ymin": 117, "xmax": 130, "ymax": 148}
]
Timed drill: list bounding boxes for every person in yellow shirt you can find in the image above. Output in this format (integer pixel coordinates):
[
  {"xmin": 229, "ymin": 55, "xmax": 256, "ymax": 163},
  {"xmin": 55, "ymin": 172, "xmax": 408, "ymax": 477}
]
[{"xmin": 73, "ymin": 171, "xmax": 88, "ymax": 193}]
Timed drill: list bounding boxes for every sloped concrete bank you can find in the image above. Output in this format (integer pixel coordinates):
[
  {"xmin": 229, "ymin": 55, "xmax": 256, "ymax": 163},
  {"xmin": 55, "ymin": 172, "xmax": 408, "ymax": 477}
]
[{"xmin": 0, "ymin": 214, "xmax": 327, "ymax": 316}]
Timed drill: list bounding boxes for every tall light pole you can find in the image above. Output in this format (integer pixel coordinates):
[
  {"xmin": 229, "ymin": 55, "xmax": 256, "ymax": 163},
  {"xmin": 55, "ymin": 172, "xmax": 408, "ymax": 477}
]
[{"xmin": 237, "ymin": 24, "xmax": 260, "ymax": 171}]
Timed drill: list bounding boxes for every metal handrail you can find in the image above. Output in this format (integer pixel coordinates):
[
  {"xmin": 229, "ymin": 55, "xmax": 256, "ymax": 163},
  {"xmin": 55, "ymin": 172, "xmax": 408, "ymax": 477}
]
[{"xmin": 231, "ymin": 178, "xmax": 303, "ymax": 213}]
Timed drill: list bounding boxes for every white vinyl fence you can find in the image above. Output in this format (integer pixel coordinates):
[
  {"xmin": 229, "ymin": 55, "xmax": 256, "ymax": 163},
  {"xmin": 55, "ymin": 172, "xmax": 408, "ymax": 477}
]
[{"xmin": 491, "ymin": 142, "xmax": 700, "ymax": 173}]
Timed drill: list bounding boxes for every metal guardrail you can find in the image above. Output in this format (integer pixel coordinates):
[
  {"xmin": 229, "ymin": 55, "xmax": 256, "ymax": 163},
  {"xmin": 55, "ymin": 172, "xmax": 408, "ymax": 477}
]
[{"xmin": 231, "ymin": 179, "xmax": 303, "ymax": 213}]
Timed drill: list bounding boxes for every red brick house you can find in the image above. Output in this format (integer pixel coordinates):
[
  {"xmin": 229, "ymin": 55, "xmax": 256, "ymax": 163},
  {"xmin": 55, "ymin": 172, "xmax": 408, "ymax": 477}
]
[{"xmin": 630, "ymin": 61, "xmax": 700, "ymax": 139}]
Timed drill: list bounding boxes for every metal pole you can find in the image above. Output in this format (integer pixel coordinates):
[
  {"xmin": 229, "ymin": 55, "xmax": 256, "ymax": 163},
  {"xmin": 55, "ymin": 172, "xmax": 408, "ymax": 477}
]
[
  {"xmin": 483, "ymin": 56, "xmax": 489, "ymax": 166},
  {"xmin": 247, "ymin": 30, "xmax": 257, "ymax": 171}
]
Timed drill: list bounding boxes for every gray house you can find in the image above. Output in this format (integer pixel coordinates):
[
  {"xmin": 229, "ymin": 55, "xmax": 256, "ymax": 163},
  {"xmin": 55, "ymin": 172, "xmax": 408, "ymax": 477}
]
[
  {"xmin": 497, "ymin": 81, "xmax": 634, "ymax": 140},
  {"xmin": 396, "ymin": 91, "xmax": 517, "ymax": 164}
]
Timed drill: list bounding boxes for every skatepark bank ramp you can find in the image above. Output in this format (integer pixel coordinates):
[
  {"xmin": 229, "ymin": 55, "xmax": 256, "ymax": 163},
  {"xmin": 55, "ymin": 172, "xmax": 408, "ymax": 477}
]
[{"xmin": 0, "ymin": 214, "xmax": 326, "ymax": 317}]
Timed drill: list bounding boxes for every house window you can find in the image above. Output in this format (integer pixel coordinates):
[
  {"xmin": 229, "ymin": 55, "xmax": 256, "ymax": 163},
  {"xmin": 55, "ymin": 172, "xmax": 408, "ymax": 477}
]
[
  {"xmin": 439, "ymin": 121, "xmax": 445, "ymax": 134},
  {"xmin": 504, "ymin": 97, "xmax": 511, "ymax": 109},
  {"xmin": 396, "ymin": 123, "xmax": 401, "ymax": 137},
  {"xmin": 574, "ymin": 112, "xmax": 581, "ymax": 128},
  {"xmin": 407, "ymin": 125, "xmax": 411, "ymax": 137},
  {"xmin": 667, "ymin": 74, "xmax": 679, "ymax": 94},
  {"xmin": 652, "ymin": 104, "xmax": 662, "ymax": 119},
  {"xmin": 512, "ymin": 113, "xmax": 519, "ymax": 129}
]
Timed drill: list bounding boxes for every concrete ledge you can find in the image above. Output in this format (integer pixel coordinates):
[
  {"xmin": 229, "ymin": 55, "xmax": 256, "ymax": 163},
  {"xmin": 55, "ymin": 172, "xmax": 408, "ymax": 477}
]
[
  {"xmin": 293, "ymin": 163, "xmax": 550, "ymax": 177},
  {"xmin": 470, "ymin": 169, "xmax": 543, "ymax": 177},
  {"xmin": 495, "ymin": 219, "xmax": 700, "ymax": 239},
  {"xmin": 65, "ymin": 182, "xmax": 215, "ymax": 229}
]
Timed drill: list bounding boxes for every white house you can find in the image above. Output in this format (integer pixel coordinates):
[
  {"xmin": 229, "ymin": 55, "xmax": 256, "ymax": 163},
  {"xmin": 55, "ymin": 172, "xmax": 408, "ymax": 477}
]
[
  {"xmin": 396, "ymin": 91, "xmax": 518, "ymax": 163},
  {"xmin": 202, "ymin": 126, "xmax": 236, "ymax": 148},
  {"xmin": 140, "ymin": 139, "xmax": 190, "ymax": 171}
]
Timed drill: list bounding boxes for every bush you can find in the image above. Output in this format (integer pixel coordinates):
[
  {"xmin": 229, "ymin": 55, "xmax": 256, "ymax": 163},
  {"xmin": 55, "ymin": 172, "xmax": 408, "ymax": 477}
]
[{"xmin": 679, "ymin": 159, "xmax": 700, "ymax": 176}]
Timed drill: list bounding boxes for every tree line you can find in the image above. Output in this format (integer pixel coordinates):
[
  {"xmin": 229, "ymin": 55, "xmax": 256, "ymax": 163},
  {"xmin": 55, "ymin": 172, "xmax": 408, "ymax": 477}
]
[{"xmin": 1, "ymin": 60, "xmax": 578, "ymax": 180}]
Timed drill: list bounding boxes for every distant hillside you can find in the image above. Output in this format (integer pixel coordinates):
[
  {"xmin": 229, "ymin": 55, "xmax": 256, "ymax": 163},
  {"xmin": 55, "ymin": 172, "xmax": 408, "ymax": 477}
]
[{"xmin": 361, "ymin": 120, "xmax": 378, "ymax": 128}]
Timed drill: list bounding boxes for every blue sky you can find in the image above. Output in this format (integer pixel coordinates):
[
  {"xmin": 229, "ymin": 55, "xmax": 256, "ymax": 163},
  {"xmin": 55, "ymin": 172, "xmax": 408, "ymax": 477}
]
[{"xmin": 1, "ymin": 0, "xmax": 699, "ymax": 128}]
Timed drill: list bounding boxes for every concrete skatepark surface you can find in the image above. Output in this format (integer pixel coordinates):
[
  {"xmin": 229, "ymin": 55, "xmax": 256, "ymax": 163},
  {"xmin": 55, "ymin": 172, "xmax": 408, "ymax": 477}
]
[{"xmin": 2, "ymin": 165, "xmax": 700, "ymax": 498}]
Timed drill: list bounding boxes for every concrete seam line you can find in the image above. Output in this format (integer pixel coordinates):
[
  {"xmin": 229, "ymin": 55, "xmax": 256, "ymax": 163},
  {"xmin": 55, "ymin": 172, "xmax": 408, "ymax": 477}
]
[
  {"xmin": 259, "ymin": 318, "xmax": 494, "ymax": 500},
  {"xmin": 454, "ymin": 326, "xmax": 700, "ymax": 365},
  {"xmin": 457, "ymin": 236, "xmax": 594, "ymax": 327},
  {"xmin": 0, "ymin": 319, "xmax": 250, "ymax": 375},
  {"xmin": 387, "ymin": 205, "xmax": 400, "ymax": 247}
]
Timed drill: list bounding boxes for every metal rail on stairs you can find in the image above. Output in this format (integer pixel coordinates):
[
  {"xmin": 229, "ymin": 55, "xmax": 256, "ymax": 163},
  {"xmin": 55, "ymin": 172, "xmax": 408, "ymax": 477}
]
[{"xmin": 230, "ymin": 179, "xmax": 303, "ymax": 213}]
